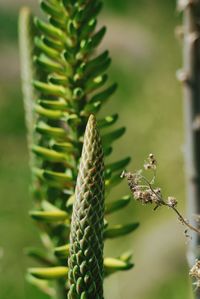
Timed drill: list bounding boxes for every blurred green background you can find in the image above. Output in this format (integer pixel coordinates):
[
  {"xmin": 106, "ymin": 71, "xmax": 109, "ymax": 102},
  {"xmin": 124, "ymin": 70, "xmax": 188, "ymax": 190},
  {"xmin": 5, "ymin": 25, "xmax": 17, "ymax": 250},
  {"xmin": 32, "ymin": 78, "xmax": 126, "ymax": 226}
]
[{"xmin": 0, "ymin": 0, "xmax": 192, "ymax": 298}]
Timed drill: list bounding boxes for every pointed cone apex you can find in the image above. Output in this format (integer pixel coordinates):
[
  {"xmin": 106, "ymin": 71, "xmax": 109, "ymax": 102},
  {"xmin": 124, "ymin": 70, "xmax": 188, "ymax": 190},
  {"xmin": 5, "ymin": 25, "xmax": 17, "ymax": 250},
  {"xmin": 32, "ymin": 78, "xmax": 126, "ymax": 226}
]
[{"xmin": 68, "ymin": 114, "xmax": 105, "ymax": 299}]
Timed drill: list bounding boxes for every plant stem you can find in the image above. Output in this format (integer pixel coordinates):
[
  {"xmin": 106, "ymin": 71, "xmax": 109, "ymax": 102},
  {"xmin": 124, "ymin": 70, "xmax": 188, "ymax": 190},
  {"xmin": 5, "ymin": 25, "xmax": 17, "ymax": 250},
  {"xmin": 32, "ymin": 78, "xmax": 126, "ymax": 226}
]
[
  {"xmin": 178, "ymin": 0, "xmax": 200, "ymax": 271},
  {"xmin": 164, "ymin": 203, "xmax": 200, "ymax": 234},
  {"xmin": 141, "ymin": 174, "xmax": 200, "ymax": 234}
]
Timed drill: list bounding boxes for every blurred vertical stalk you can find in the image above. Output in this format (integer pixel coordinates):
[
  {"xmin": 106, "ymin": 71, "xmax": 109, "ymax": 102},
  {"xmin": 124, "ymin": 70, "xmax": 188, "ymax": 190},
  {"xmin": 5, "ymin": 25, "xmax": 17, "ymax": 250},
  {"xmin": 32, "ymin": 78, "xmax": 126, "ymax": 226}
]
[
  {"xmin": 19, "ymin": 7, "xmax": 36, "ymax": 161},
  {"xmin": 178, "ymin": 0, "xmax": 200, "ymax": 295},
  {"xmin": 19, "ymin": 7, "xmax": 43, "ymax": 201}
]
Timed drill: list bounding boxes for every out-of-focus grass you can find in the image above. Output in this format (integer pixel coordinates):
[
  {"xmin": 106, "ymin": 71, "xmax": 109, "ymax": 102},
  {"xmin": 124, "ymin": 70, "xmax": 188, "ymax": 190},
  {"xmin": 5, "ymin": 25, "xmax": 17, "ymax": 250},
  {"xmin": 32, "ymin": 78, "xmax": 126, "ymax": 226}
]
[{"xmin": 0, "ymin": 0, "xmax": 190, "ymax": 298}]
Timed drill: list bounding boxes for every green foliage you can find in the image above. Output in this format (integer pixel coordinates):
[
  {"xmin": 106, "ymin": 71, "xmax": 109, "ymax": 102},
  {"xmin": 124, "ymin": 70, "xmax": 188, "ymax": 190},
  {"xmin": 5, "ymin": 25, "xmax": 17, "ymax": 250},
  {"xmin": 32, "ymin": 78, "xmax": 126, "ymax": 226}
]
[{"xmin": 19, "ymin": 1, "xmax": 138, "ymax": 297}]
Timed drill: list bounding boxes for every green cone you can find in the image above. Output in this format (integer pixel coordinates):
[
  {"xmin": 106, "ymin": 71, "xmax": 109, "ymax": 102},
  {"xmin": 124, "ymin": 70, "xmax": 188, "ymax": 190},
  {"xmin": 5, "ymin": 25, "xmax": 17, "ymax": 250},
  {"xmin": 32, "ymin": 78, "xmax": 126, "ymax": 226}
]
[{"xmin": 68, "ymin": 115, "xmax": 104, "ymax": 299}]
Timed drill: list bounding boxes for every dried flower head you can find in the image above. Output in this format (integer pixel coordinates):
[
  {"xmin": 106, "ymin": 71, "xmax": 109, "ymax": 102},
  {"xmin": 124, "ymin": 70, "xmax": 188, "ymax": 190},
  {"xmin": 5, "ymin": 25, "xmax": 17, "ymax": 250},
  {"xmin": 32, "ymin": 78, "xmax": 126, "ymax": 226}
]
[
  {"xmin": 121, "ymin": 154, "xmax": 200, "ymax": 240},
  {"xmin": 167, "ymin": 197, "xmax": 177, "ymax": 207},
  {"xmin": 190, "ymin": 260, "xmax": 200, "ymax": 288},
  {"xmin": 122, "ymin": 154, "xmax": 200, "ymax": 291},
  {"xmin": 144, "ymin": 153, "xmax": 157, "ymax": 171},
  {"xmin": 121, "ymin": 155, "xmax": 162, "ymax": 209}
]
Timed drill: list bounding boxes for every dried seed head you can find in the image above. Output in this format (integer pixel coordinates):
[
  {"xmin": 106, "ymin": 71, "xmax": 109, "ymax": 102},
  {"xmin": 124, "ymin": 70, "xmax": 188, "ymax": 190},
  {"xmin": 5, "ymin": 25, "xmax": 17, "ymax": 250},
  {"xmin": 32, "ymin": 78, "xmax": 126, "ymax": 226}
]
[
  {"xmin": 133, "ymin": 191, "xmax": 142, "ymax": 200},
  {"xmin": 155, "ymin": 188, "xmax": 161, "ymax": 194},
  {"xmin": 122, "ymin": 154, "xmax": 200, "ymax": 259},
  {"xmin": 122, "ymin": 154, "xmax": 179, "ymax": 212},
  {"xmin": 167, "ymin": 196, "xmax": 177, "ymax": 207},
  {"xmin": 144, "ymin": 153, "xmax": 157, "ymax": 170},
  {"xmin": 190, "ymin": 260, "xmax": 200, "ymax": 286},
  {"xmin": 144, "ymin": 163, "xmax": 152, "ymax": 170}
]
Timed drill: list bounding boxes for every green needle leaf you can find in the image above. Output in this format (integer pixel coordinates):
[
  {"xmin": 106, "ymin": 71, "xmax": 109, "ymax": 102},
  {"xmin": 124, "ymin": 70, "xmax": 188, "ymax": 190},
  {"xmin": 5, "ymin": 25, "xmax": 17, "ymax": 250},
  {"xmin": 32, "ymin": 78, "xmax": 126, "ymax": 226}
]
[
  {"xmin": 85, "ymin": 74, "xmax": 108, "ymax": 93},
  {"xmin": 32, "ymin": 145, "xmax": 67, "ymax": 162},
  {"xmin": 40, "ymin": 1, "xmax": 66, "ymax": 19},
  {"xmin": 34, "ymin": 104, "xmax": 68, "ymax": 120},
  {"xmin": 102, "ymin": 127, "xmax": 126, "ymax": 147},
  {"xmin": 38, "ymin": 99, "xmax": 69, "ymax": 111},
  {"xmin": 34, "ymin": 17, "xmax": 66, "ymax": 42},
  {"xmin": 90, "ymin": 83, "xmax": 118, "ymax": 104},
  {"xmin": 98, "ymin": 114, "xmax": 119, "ymax": 129},
  {"xmin": 34, "ymin": 36, "xmax": 60, "ymax": 59},
  {"xmin": 106, "ymin": 157, "xmax": 131, "ymax": 173},
  {"xmin": 43, "ymin": 170, "xmax": 74, "ymax": 187},
  {"xmin": 28, "ymin": 266, "xmax": 68, "ymax": 279},
  {"xmin": 104, "ymin": 257, "xmax": 133, "ymax": 271},
  {"xmin": 105, "ymin": 195, "xmax": 131, "ymax": 215},
  {"xmin": 33, "ymin": 80, "xmax": 71, "ymax": 98},
  {"xmin": 54, "ymin": 244, "xmax": 70, "ymax": 258},
  {"xmin": 104, "ymin": 223, "xmax": 139, "ymax": 239},
  {"xmin": 30, "ymin": 210, "xmax": 68, "ymax": 222},
  {"xmin": 34, "ymin": 54, "xmax": 64, "ymax": 73}
]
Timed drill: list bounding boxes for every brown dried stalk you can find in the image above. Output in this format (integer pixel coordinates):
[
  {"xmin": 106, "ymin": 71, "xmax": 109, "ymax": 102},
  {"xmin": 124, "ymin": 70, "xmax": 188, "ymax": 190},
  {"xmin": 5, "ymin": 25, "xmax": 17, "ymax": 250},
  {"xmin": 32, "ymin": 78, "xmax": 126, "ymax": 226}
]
[
  {"xmin": 122, "ymin": 153, "xmax": 200, "ymax": 291},
  {"xmin": 121, "ymin": 154, "xmax": 200, "ymax": 237}
]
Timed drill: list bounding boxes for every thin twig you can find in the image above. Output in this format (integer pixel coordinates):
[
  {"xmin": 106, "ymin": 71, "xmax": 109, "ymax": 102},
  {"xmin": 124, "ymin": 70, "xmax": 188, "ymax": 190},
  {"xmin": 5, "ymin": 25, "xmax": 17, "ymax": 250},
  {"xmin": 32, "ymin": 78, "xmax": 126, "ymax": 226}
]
[{"xmin": 141, "ymin": 174, "xmax": 200, "ymax": 234}]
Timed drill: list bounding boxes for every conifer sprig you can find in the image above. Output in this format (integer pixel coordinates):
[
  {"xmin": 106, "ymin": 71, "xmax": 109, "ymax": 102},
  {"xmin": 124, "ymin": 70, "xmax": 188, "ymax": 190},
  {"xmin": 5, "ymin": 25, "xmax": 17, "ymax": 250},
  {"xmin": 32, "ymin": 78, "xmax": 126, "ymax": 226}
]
[{"xmin": 19, "ymin": 1, "xmax": 139, "ymax": 297}]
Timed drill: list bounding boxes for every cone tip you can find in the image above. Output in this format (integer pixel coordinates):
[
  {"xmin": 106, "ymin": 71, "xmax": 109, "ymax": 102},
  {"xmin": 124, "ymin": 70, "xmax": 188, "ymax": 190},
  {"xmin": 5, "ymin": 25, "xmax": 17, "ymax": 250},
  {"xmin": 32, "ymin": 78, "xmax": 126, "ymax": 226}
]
[{"xmin": 87, "ymin": 114, "xmax": 97, "ymax": 126}]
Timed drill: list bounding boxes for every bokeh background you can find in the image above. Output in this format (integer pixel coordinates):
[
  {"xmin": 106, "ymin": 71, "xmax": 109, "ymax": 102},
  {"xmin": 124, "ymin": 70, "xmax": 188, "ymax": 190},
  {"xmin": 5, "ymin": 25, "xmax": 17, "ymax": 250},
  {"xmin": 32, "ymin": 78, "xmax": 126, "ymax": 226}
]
[{"xmin": 0, "ymin": 0, "xmax": 192, "ymax": 298}]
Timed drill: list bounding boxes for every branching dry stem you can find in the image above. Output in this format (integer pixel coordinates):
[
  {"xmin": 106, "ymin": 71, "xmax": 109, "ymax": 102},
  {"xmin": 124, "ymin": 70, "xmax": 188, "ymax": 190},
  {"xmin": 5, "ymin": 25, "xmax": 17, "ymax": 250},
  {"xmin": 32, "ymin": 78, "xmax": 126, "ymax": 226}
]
[{"xmin": 122, "ymin": 153, "xmax": 200, "ymax": 236}]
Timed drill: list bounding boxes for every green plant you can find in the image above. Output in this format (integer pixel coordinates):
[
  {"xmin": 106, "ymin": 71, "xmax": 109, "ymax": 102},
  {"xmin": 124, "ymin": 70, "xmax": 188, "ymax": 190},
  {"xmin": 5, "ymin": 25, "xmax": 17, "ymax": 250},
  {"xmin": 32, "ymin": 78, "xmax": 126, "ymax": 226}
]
[
  {"xmin": 68, "ymin": 114, "xmax": 104, "ymax": 299},
  {"xmin": 19, "ymin": 1, "xmax": 139, "ymax": 298}
]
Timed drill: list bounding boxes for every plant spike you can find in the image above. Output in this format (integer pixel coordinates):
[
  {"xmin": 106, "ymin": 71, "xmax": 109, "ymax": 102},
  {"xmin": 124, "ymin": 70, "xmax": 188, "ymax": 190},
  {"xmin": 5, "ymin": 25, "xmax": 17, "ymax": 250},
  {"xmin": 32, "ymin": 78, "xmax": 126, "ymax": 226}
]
[
  {"xmin": 68, "ymin": 114, "xmax": 104, "ymax": 299},
  {"xmin": 177, "ymin": 1, "xmax": 200, "ymax": 297},
  {"xmin": 19, "ymin": 0, "xmax": 138, "ymax": 297}
]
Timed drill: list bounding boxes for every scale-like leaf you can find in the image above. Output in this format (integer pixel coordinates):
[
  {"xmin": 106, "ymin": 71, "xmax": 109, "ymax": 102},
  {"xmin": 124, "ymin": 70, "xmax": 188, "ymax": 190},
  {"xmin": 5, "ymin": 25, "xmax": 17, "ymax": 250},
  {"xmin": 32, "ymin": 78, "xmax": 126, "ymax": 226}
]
[
  {"xmin": 104, "ymin": 223, "xmax": 139, "ymax": 239},
  {"xmin": 28, "ymin": 267, "xmax": 68, "ymax": 279}
]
